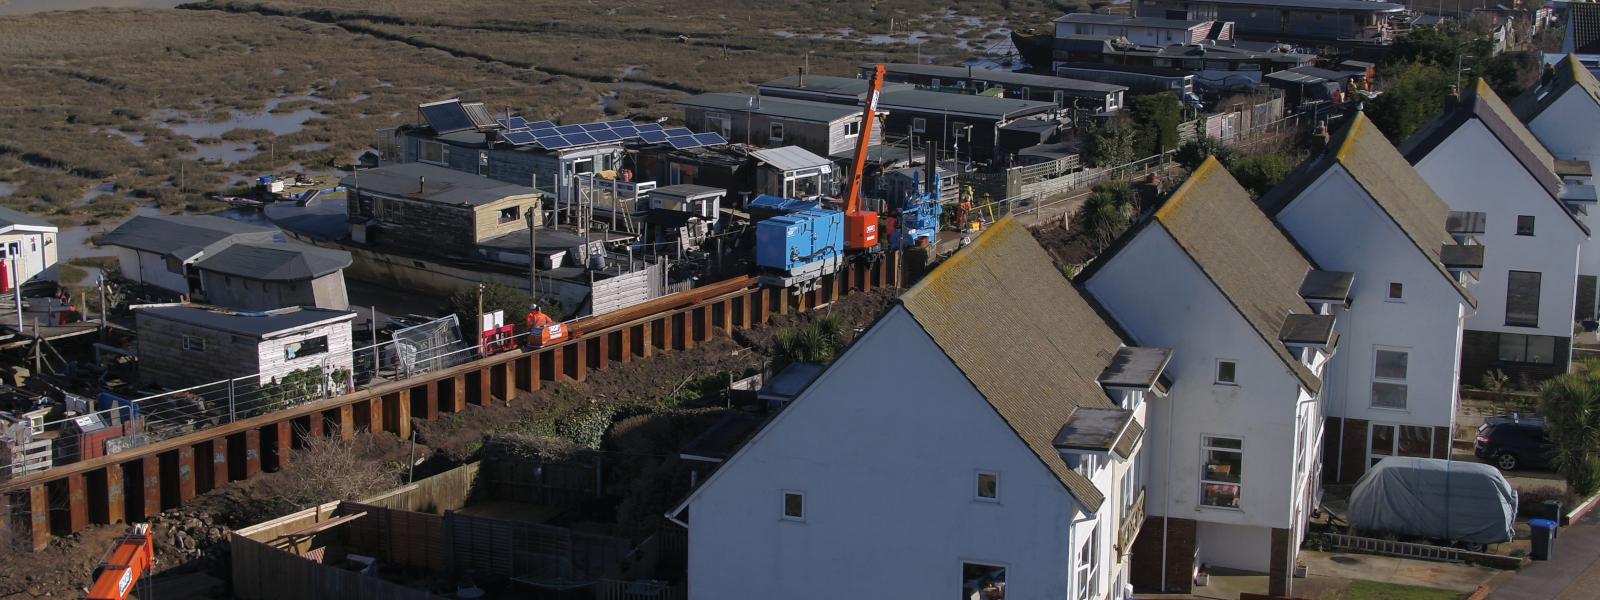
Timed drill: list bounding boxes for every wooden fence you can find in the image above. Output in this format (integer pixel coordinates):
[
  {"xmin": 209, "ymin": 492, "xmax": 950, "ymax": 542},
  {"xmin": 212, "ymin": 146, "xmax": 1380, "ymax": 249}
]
[
  {"xmin": 232, "ymin": 533, "xmax": 447, "ymax": 600},
  {"xmin": 597, "ymin": 578, "xmax": 684, "ymax": 600}
]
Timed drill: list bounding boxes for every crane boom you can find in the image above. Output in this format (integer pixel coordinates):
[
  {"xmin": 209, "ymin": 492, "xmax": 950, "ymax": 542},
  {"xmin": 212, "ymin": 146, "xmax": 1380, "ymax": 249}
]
[
  {"xmin": 841, "ymin": 64, "xmax": 886, "ymax": 252},
  {"xmin": 87, "ymin": 524, "xmax": 155, "ymax": 600}
]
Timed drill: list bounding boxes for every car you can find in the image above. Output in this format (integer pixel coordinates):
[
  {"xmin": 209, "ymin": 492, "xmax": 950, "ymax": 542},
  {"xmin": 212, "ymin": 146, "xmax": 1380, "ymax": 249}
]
[{"xmin": 1474, "ymin": 415, "xmax": 1550, "ymax": 471}]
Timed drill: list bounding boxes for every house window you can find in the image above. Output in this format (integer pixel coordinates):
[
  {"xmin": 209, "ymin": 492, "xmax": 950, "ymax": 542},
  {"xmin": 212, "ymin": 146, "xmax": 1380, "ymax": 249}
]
[
  {"xmin": 1371, "ymin": 347, "xmax": 1409, "ymax": 409},
  {"xmin": 931, "ymin": 77, "xmax": 942, "ymax": 89},
  {"xmin": 1517, "ymin": 215, "xmax": 1536, "ymax": 236},
  {"xmin": 1498, "ymin": 333, "xmax": 1558, "ymax": 364},
  {"xmin": 1076, "ymin": 526, "xmax": 1100, "ymax": 600},
  {"xmin": 1369, "ymin": 424, "xmax": 1435, "ymax": 467},
  {"xmin": 1121, "ymin": 466, "xmax": 1138, "ymax": 521},
  {"xmin": 844, "ymin": 120, "xmax": 861, "ymax": 137},
  {"xmin": 976, "ymin": 471, "xmax": 999, "ymax": 502},
  {"xmin": 165, "ymin": 257, "xmax": 183, "ymax": 274},
  {"xmin": 962, "ymin": 563, "xmax": 1006, "ymax": 600},
  {"xmin": 499, "ymin": 206, "xmax": 521, "ymax": 224},
  {"xmin": 1053, "ymin": 90, "xmax": 1066, "ymax": 106},
  {"xmin": 1215, "ymin": 359, "xmax": 1237, "ymax": 385},
  {"xmin": 781, "ymin": 490, "xmax": 804, "ymax": 521},
  {"xmin": 1506, "ymin": 270, "xmax": 1541, "ymax": 327},
  {"xmin": 285, "ymin": 335, "xmax": 329, "ymax": 361},
  {"xmin": 182, "ymin": 335, "xmax": 205, "ymax": 352},
  {"xmin": 953, "ymin": 122, "xmax": 968, "ymax": 140},
  {"xmin": 1200, "ymin": 436, "xmax": 1242, "ymax": 508},
  {"xmin": 912, "ymin": 117, "xmax": 927, "ymax": 133},
  {"xmin": 768, "ymin": 122, "xmax": 785, "ymax": 142},
  {"xmin": 705, "ymin": 111, "xmax": 731, "ymax": 137},
  {"xmin": 419, "ymin": 140, "xmax": 445, "ymax": 165},
  {"xmin": 1387, "ymin": 282, "xmax": 1404, "ymax": 301}
]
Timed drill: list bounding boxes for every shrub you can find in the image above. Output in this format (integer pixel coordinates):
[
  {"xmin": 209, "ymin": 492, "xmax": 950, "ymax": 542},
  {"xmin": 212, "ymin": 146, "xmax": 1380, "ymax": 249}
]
[
  {"xmin": 1229, "ymin": 153, "xmax": 1295, "ymax": 199},
  {"xmin": 772, "ymin": 315, "xmax": 847, "ymax": 370},
  {"xmin": 1538, "ymin": 369, "xmax": 1600, "ymax": 496}
]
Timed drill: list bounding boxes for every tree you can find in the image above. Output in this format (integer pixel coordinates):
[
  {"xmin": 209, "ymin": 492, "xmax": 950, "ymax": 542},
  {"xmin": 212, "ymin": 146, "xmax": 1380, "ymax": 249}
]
[
  {"xmin": 1480, "ymin": 51, "xmax": 1543, "ymax": 100},
  {"xmin": 1129, "ymin": 92, "xmax": 1184, "ymax": 156},
  {"xmin": 1174, "ymin": 137, "xmax": 1239, "ymax": 170},
  {"xmin": 1084, "ymin": 122, "xmax": 1137, "ymax": 168},
  {"xmin": 1538, "ymin": 367, "xmax": 1600, "ymax": 496},
  {"xmin": 1229, "ymin": 153, "xmax": 1295, "ymax": 199},
  {"xmin": 1077, "ymin": 182, "xmax": 1137, "ymax": 252},
  {"xmin": 1367, "ymin": 62, "xmax": 1455, "ymax": 143}
]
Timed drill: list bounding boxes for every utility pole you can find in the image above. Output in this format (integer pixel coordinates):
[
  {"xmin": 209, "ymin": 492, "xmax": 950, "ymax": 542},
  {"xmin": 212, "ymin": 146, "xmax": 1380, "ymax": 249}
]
[
  {"xmin": 475, "ymin": 283, "xmax": 485, "ymax": 355},
  {"xmin": 529, "ymin": 175, "xmax": 539, "ymax": 299}
]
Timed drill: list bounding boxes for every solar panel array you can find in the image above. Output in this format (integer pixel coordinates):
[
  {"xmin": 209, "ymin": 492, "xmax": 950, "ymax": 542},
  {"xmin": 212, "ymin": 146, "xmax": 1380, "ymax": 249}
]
[
  {"xmin": 419, "ymin": 100, "xmax": 480, "ymax": 135},
  {"xmin": 495, "ymin": 118, "xmax": 727, "ymax": 151}
]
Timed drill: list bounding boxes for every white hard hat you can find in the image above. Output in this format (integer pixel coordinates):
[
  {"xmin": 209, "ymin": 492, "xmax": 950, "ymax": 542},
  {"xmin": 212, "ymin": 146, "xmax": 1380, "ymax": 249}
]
[{"xmin": 530, "ymin": 303, "xmax": 539, "ymax": 310}]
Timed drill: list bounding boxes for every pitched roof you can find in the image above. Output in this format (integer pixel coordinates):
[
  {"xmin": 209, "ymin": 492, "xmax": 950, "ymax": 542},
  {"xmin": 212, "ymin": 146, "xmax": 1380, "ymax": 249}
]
[
  {"xmin": 195, "ymin": 242, "xmax": 352, "ymax": 281},
  {"xmin": 1400, "ymin": 80, "xmax": 1587, "ymax": 234},
  {"xmin": 675, "ymin": 93, "xmax": 862, "ymax": 123},
  {"xmin": 99, "ymin": 214, "xmax": 278, "ymax": 257},
  {"xmin": 1511, "ymin": 54, "xmax": 1600, "ymax": 123},
  {"xmin": 750, "ymin": 146, "xmax": 833, "ymax": 172},
  {"xmin": 873, "ymin": 62, "xmax": 1128, "ymax": 94},
  {"xmin": 1152, "ymin": 158, "xmax": 1323, "ymax": 393},
  {"xmin": 900, "ymin": 218, "xmax": 1126, "ymax": 511},
  {"xmin": 1259, "ymin": 112, "xmax": 1476, "ymax": 307},
  {"xmin": 1113, "ymin": 419, "xmax": 1144, "ymax": 459}
]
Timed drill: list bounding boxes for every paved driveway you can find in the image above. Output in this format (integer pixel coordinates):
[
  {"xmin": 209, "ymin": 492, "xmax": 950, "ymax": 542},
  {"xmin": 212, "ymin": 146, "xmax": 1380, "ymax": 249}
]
[{"xmin": 1488, "ymin": 512, "xmax": 1600, "ymax": 599}]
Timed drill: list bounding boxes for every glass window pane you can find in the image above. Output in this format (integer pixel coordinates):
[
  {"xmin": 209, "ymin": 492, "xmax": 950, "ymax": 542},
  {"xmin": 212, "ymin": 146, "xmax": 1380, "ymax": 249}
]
[
  {"xmin": 1204, "ymin": 436, "xmax": 1242, "ymax": 449},
  {"xmin": 1527, "ymin": 335, "xmax": 1557, "ymax": 364},
  {"xmin": 1203, "ymin": 449, "xmax": 1241, "ymax": 483},
  {"xmin": 1372, "ymin": 382, "xmax": 1408, "ymax": 409},
  {"xmin": 1201, "ymin": 483, "xmax": 1241, "ymax": 508},
  {"xmin": 1497, "ymin": 334, "xmax": 1527, "ymax": 362},
  {"xmin": 783, "ymin": 492, "xmax": 803, "ymax": 519},
  {"xmin": 1216, "ymin": 361, "xmax": 1236, "ymax": 384},
  {"xmin": 1399, "ymin": 426, "xmax": 1433, "ymax": 457},
  {"xmin": 1375, "ymin": 349, "xmax": 1408, "ymax": 380},
  {"xmin": 1370, "ymin": 424, "xmax": 1395, "ymax": 454},
  {"xmin": 977, "ymin": 473, "xmax": 998, "ymax": 499},
  {"xmin": 1506, "ymin": 271, "xmax": 1542, "ymax": 327}
]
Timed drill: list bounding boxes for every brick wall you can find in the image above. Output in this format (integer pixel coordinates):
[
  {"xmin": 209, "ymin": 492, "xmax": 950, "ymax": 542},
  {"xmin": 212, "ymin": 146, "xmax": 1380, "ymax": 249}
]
[{"xmin": 1129, "ymin": 515, "xmax": 1195, "ymax": 593}]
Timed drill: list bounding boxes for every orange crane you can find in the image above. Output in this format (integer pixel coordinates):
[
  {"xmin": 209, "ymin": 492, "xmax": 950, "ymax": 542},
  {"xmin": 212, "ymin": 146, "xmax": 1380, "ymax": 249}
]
[
  {"xmin": 841, "ymin": 64, "xmax": 887, "ymax": 253},
  {"xmin": 87, "ymin": 524, "xmax": 155, "ymax": 600}
]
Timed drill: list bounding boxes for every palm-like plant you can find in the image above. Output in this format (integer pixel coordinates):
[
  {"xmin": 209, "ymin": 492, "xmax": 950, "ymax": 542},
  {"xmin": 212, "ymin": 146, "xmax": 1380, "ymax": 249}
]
[
  {"xmin": 1537, "ymin": 371, "xmax": 1600, "ymax": 496},
  {"xmin": 1078, "ymin": 186, "xmax": 1137, "ymax": 252}
]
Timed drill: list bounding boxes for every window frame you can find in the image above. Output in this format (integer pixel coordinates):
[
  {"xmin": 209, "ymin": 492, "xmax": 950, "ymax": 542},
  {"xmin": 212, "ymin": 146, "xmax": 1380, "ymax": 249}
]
[
  {"xmin": 768, "ymin": 121, "xmax": 785, "ymax": 143},
  {"xmin": 498, "ymin": 205, "xmax": 521, "ymax": 224},
  {"xmin": 1199, "ymin": 435, "xmax": 1243, "ymax": 509},
  {"xmin": 1371, "ymin": 346, "xmax": 1410, "ymax": 410},
  {"xmin": 781, "ymin": 490, "xmax": 805, "ymax": 522},
  {"xmin": 182, "ymin": 335, "xmax": 206, "ymax": 352},
  {"xmin": 285, "ymin": 335, "xmax": 330, "ymax": 361},
  {"xmin": 975, "ymin": 470, "xmax": 1000, "ymax": 502},
  {"xmin": 912, "ymin": 117, "xmax": 927, "ymax": 133},
  {"xmin": 1516, "ymin": 215, "xmax": 1536, "ymax": 236},
  {"xmin": 1505, "ymin": 270, "xmax": 1542, "ymax": 328},
  {"xmin": 1387, "ymin": 282, "xmax": 1404, "ymax": 302},
  {"xmin": 418, "ymin": 140, "xmax": 446, "ymax": 165},
  {"xmin": 843, "ymin": 120, "xmax": 861, "ymax": 137},
  {"xmin": 1498, "ymin": 333, "xmax": 1558, "ymax": 364},
  {"xmin": 1214, "ymin": 359, "xmax": 1238, "ymax": 385},
  {"xmin": 1075, "ymin": 525, "xmax": 1100, "ymax": 600}
]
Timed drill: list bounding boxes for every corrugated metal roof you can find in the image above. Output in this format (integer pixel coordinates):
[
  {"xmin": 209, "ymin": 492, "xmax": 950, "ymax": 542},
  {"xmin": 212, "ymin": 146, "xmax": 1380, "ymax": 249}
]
[
  {"xmin": 195, "ymin": 242, "xmax": 352, "ymax": 281},
  {"xmin": 900, "ymin": 218, "xmax": 1125, "ymax": 511},
  {"xmin": 0, "ymin": 206, "xmax": 54, "ymax": 231},
  {"xmin": 750, "ymin": 146, "xmax": 833, "ymax": 172},
  {"xmin": 1260, "ymin": 112, "xmax": 1476, "ymax": 307},
  {"xmin": 1153, "ymin": 159, "xmax": 1322, "ymax": 394}
]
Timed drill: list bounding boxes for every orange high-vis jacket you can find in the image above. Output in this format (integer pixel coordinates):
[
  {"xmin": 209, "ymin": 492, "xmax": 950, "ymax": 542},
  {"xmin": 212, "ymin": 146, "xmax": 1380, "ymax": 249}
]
[{"xmin": 526, "ymin": 311, "xmax": 553, "ymax": 329}]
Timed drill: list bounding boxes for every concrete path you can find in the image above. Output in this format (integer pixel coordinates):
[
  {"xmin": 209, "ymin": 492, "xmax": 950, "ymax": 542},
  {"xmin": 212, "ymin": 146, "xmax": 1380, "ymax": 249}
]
[{"xmin": 1488, "ymin": 512, "xmax": 1600, "ymax": 599}]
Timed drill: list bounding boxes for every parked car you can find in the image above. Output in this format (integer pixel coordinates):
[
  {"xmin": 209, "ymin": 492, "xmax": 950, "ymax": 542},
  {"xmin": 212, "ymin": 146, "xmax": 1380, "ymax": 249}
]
[
  {"xmin": 1347, "ymin": 456, "xmax": 1518, "ymax": 549},
  {"xmin": 1474, "ymin": 415, "xmax": 1550, "ymax": 471}
]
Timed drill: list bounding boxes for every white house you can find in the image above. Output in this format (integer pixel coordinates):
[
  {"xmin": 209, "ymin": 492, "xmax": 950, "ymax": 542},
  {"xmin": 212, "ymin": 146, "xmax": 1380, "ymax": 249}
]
[
  {"xmin": 1054, "ymin": 13, "xmax": 1229, "ymax": 47},
  {"xmin": 670, "ymin": 220, "xmax": 1166, "ymax": 600},
  {"xmin": 1512, "ymin": 54, "xmax": 1600, "ymax": 323},
  {"xmin": 1083, "ymin": 159, "xmax": 1334, "ymax": 598},
  {"xmin": 98, "ymin": 214, "xmax": 281, "ymax": 297},
  {"xmin": 1258, "ymin": 113, "xmax": 1480, "ymax": 483},
  {"xmin": 1400, "ymin": 79, "xmax": 1589, "ymax": 385},
  {"xmin": 0, "ymin": 206, "xmax": 58, "ymax": 290}
]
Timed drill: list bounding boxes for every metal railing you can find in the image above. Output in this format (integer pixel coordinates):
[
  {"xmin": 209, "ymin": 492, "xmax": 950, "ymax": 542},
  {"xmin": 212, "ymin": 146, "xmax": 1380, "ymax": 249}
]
[{"xmin": 1, "ymin": 314, "xmax": 478, "ymax": 481}]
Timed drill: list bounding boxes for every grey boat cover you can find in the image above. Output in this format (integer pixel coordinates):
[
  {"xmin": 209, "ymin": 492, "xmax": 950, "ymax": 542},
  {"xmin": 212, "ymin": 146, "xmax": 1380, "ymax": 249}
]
[{"xmin": 1347, "ymin": 457, "xmax": 1518, "ymax": 544}]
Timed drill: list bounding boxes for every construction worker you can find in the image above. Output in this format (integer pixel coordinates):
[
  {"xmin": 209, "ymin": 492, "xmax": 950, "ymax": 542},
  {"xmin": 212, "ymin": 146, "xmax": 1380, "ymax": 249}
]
[{"xmin": 526, "ymin": 303, "xmax": 553, "ymax": 330}]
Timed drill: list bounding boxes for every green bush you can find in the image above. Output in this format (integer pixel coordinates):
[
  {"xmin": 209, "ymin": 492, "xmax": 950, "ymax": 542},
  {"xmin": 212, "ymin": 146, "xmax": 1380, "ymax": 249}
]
[
  {"xmin": 773, "ymin": 315, "xmax": 847, "ymax": 370},
  {"xmin": 556, "ymin": 403, "xmax": 618, "ymax": 450},
  {"xmin": 1538, "ymin": 364, "xmax": 1600, "ymax": 496},
  {"xmin": 1229, "ymin": 153, "xmax": 1295, "ymax": 199}
]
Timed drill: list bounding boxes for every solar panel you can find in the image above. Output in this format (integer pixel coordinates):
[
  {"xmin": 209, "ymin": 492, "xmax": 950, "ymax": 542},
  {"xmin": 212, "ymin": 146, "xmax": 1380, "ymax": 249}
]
[
  {"xmin": 590, "ymin": 129, "xmax": 622, "ymax": 142},
  {"xmin": 605, "ymin": 119, "xmax": 633, "ymax": 128},
  {"xmin": 565, "ymin": 131, "xmax": 598, "ymax": 146},
  {"xmin": 528, "ymin": 120, "xmax": 556, "ymax": 131},
  {"xmin": 419, "ymin": 100, "xmax": 478, "ymax": 135},
  {"xmin": 555, "ymin": 124, "xmax": 587, "ymax": 136},
  {"xmin": 611, "ymin": 125, "xmax": 638, "ymax": 138},
  {"xmin": 496, "ymin": 118, "xmax": 516, "ymax": 129},
  {"xmin": 579, "ymin": 123, "xmax": 610, "ymax": 132},
  {"xmin": 502, "ymin": 130, "xmax": 539, "ymax": 145},
  {"xmin": 635, "ymin": 123, "xmax": 664, "ymax": 133},
  {"xmin": 509, "ymin": 117, "xmax": 531, "ymax": 129},
  {"xmin": 638, "ymin": 130, "xmax": 669, "ymax": 143},
  {"xmin": 668, "ymin": 137, "xmax": 700, "ymax": 150},
  {"xmin": 662, "ymin": 127, "xmax": 694, "ymax": 138},
  {"xmin": 692, "ymin": 132, "xmax": 727, "ymax": 146}
]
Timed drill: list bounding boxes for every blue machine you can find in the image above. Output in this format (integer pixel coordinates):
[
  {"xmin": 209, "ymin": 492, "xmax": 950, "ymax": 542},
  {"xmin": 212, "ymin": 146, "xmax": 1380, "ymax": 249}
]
[
  {"xmin": 755, "ymin": 202, "xmax": 844, "ymax": 288},
  {"xmin": 889, "ymin": 170, "xmax": 944, "ymax": 250}
]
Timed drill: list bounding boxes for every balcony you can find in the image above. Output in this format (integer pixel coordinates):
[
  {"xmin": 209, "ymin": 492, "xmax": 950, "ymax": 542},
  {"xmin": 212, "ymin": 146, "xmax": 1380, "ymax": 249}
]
[{"xmin": 1115, "ymin": 486, "xmax": 1146, "ymax": 559}]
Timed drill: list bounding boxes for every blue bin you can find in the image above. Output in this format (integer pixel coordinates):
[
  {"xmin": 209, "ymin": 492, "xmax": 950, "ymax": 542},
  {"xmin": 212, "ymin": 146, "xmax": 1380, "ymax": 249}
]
[{"xmin": 1530, "ymin": 518, "xmax": 1556, "ymax": 560}]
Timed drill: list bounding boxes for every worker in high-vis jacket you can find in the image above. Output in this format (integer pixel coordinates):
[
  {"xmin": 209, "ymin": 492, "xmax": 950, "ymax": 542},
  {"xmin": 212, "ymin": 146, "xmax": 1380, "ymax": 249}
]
[{"xmin": 524, "ymin": 303, "xmax": 565, "ymax": 348}]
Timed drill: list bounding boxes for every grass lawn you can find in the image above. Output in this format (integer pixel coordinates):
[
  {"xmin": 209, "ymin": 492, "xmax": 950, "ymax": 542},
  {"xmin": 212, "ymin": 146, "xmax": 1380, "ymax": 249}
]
[{"xmin": 1341, "ymin": 580, "xmax": 1466, "ymax": 600}]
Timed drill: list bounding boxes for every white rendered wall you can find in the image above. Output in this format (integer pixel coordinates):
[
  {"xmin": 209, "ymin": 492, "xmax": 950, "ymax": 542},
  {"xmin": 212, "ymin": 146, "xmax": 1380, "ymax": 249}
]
[{"xmin": 1526, "ymin": 89, "xmax": 1600, "ymax": 284}]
